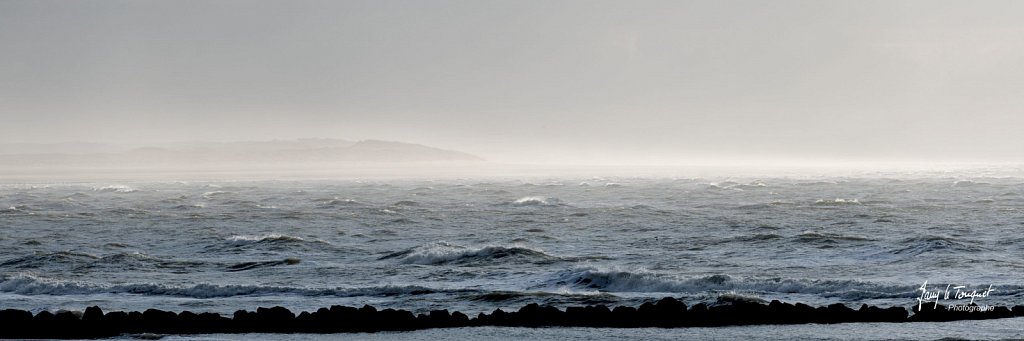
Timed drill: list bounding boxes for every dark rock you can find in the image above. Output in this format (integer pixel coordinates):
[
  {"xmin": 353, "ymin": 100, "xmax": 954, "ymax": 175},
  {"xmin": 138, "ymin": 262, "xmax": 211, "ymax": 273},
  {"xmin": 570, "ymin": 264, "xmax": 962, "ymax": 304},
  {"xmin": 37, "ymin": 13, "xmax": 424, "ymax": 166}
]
[
  {"xmin": 611, "ymin": 306, "xmax": 639, "ymax": 327},
  {"xmin": 255, "ymin": 306, "xmax": 295, "ymax": 332},
  {"xmin": 33, "ymin": 310, "xmax": 55, "ymax": 322},
  {"xmin": 451, "ymin": 311, "xmax": 470, "ymax": 326},
  {"xmin": 857, "ymin": 304, "xmax": 907, "ymax": 322},
  {"xmin": 0, "ymin": 308, "xmax": 33, "ymax": 322},
  {"xmin": 426, "ymin": 309, "xmax": 453, "ymax": 328},
  {"xmin": 515, "ymin": 303, "xmax": 565, "ymax": 327},
  {"xmin": 379, "ymin": 308, "xmax": 418, "ymax": 330},
  {"xmin": 82, "ymin": 306, "xmax": 104, "ymax": 322},
  {"xmin": 704, "ymin": 300, "xmax": 768, "ymax": 326},
  {"xmin": 645, "ymin": 297, "xmax": 687, "ymax": 327},
  {"xmin": 483, "ymin": 308, "xmax": 511, "ymax": 326},
  {"xmin": 823, "ymin": 303, "xmax": 857, "ymax": 323},
  {"xmin": 991, "ymin": 306, "xmax": 1013, "ymax": 319},
  {"xmin": 686, "ymin": 303, "xmax": 709, "ymax": 326},
  {"xmin": 2, "ymin": 298, "xmax": 1020, "ymax": 337},
  {"xmin": 0, "ymin": 309, "xmax": 33, "ymax": 338}
]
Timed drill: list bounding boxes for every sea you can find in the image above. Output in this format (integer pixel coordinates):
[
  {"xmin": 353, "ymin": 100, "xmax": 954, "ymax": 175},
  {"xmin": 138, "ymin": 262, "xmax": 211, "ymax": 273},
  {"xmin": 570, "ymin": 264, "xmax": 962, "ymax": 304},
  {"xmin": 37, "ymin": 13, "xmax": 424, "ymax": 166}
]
[{"xmin": 2, "ymin": 166, "xmax": 1023, "ymax": 339}]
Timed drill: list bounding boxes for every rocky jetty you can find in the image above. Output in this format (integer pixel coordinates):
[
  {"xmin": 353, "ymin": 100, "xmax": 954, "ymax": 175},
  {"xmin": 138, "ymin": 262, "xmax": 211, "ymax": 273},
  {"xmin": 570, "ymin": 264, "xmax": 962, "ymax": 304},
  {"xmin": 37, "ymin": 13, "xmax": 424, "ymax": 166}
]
[{"xmin": 1, "ymin": 299, "xmax": 1021, "ymax": 339}]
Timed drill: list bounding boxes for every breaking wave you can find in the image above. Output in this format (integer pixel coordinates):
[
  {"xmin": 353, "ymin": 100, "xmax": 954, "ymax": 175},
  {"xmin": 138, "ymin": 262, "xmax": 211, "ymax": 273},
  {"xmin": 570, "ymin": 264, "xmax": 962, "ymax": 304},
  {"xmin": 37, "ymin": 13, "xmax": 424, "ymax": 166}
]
[
  {"xmin": 0, "ymin": 274, "xmax": 473, "ymax": 298},
  {"xmin": 511, "ymin": 196, "xmax": 565, "ymax": 207},
  {"xmin": 201, "ymin": 191, "xmax": 231, "ymax": 199},
  {"xmin": 548, "ymin": 267, "xmax": 918, "ymax": 300},
  {"xmin": 379, "ymin": 242, "xmax": 561, "ymax": 265},
  {"xmin": 216, "ymin": 234, "xmax": 334, "ymax": 252},
  {"xmin": 314, "ymin": 197, "xmax": 361, "ymax": 208},
  {"xmin": 225, "ymin": 234, "xmax": 307, "ymax": 245}
]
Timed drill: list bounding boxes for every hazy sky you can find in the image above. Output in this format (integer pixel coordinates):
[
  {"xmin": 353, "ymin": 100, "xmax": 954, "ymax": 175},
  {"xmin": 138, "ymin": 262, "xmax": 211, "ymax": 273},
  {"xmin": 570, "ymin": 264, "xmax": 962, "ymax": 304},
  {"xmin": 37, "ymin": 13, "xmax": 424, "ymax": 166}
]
[{"xmin": 1, "ymin": 0, "xmax": 1022, "ymax": 164}]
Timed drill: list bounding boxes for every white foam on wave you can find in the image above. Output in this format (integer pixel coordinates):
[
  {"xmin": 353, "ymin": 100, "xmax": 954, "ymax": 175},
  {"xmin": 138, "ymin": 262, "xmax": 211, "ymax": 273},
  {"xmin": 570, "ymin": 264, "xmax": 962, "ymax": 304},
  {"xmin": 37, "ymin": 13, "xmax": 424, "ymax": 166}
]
[
  {"xmin": 315, "ymin": 197, "xmax": 360, "ymax": 207},
  {"xmin": 813, "ymin": 198, "xmax": 861, "ymax": 205},
  {"xmin": 201, "ymin": 191, "xmax": 230, "ymax": 199},
  {"xmin": 93, "ymin": 185, "xmax": 136, "ymax": 193},
  {"xmin": 512, "ymin": 196, "xmax": 563, "ymax": 206},
  {"xmin": 225, "ymin": 234, "xmax": 306, "ymax": 245},
  {"xmin": 707, "ymin": 181, "xmax": 768, "ymax": 191}
]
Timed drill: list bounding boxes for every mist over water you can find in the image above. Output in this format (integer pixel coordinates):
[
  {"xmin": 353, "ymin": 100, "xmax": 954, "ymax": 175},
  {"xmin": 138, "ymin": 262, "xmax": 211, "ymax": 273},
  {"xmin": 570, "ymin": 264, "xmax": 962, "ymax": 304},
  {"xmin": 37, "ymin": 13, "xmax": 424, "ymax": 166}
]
[{"xmin": 3, "ymin": 1, "xmax": 1024, "ymax": 165}]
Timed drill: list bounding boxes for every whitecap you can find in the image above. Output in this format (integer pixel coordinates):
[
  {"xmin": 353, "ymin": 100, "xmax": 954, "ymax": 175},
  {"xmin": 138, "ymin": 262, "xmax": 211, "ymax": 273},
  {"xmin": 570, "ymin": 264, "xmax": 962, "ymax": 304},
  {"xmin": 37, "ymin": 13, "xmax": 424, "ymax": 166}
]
[
  {"xmin": 93, "ymin": 185, "xmax": 136, "ymax": 193},
  {"xmin": 512, "ymin": 196, "xmax": 563, "ymax": 206}
]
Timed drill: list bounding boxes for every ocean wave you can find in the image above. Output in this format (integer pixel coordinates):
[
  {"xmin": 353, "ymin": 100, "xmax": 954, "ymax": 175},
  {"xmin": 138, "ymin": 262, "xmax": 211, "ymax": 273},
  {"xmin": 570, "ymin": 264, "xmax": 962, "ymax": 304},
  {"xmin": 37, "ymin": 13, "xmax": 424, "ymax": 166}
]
[
  {"xmin": 889, "ymin": 235, "xmax": 984, "ymax": 256},
  {"xmin": 224, "ymin": 234, "xmax": 321, "ymax": 246},
  {"xmin": 0, "ymin": 251, "xmax": 100, "ymax": 269},
  {"xmin": 313, "ymin": 197, "xmax": 361, "ymax": 207},
  {"xmin": 201, "ymin": 191, "xmax": 231, "ymax": 199},
  {"xmin": 719, "ymin": 233, "xmax": 783, "ymax": 243},
  {"xmin": 63, "ymin": 192, "xmax": 92, "ymax": 200},
  {"xmin": 796, "ymin": 181, "xmax": 839, "ymax": 186},
  {"xmin": 160, "ymin": 195, "xmax": 188, "ymax": 204},
  {"xmin": 813, "ymin": 198, "xmax": 861, "ymax": 206},
  {"xmin": 707, "ymin": 182, "xmax": 742, "ymax": 191},
  {"xmin": 952, "ymin": 180, "xmax": 990, "ymax": 187},
  {"xmin": 795, "ymin": 232, "xmax": 875, "ymax": 243},
  {"xmin": 0, "ymin": 274, "xmax": 472, "ymax": 298},
  {"xmin": 735, "ymin": 181, "xmax": 768, "ymax": 190},
  {"xmin": 379, "ymin": 242, "xmax": 561, "ymax": 265},
  {"xmin": 2, "ymin": 205, "xmax": 33, "ymax": 213},
  {"xmin": 224, "ymin": 258, "xmax": 301, "ymax": 272},
  {"xmin": 216, "ymin": 234, "xmax": 336, "ymax": 253},
  {"xmin": 106, "ymin": 207, "xmax": 150, "ymax": 215},
  {"xmin": 463, "ymin": 290, "xmax": 619, "ymax": 307},
  {"xmin": 737, "ymin": 201, "xmax": 794, "ymax": 210},
  {"xmin": 511, "ymin": 196, "xmax": 564, "ymax": 206},
  {"xmin": 90, "ymin": 252, "xmax": 208, "ymax": 272},
  {"xmin": 172, "ymin": 203, "xmax": 205, "ymax": 210},
  {"xmin": 1, "ymin": 251, "xmax": 207, "ymax": 273},
  {"xmin": 548, "ymin": 267, "xmax": 918, "ymax": 300},
  {"xmin": 93, "ymin": 185, "xmax": 136, "ymax": 193},
  {"xmin": 706, "ymin": 181, "xmax": 767, "ymax": 191}
]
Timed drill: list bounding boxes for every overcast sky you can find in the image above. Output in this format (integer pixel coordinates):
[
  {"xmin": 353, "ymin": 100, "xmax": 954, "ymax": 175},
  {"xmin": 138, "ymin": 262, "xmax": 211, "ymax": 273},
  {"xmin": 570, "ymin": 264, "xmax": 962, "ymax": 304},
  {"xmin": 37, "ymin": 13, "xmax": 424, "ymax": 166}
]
[{"xmin": 1, "ymin": 0, "xmax": 1022, "ymax": 164}]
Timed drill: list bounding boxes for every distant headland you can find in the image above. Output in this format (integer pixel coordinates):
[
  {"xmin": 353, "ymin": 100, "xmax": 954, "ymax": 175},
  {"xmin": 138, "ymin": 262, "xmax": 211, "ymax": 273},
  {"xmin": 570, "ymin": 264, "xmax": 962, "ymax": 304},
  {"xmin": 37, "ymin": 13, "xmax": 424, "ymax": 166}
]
[{"xmin": 0, "ymin": 139, "xmax": 484, "ymax": 174}]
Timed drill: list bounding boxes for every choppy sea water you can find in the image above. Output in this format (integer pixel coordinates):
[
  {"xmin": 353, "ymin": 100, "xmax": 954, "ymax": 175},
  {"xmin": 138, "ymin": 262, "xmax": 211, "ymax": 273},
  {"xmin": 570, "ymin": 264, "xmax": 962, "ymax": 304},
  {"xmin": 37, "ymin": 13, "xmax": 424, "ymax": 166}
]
[{"xmin": 2, "ymin": 173, "xmax": 1023, "ymax": 337}]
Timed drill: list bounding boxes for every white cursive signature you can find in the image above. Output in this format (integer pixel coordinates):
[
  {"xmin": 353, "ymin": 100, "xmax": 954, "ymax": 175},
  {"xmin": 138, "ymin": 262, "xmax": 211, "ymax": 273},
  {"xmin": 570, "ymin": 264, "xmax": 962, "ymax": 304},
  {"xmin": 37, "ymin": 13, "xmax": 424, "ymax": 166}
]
[{"xmin": 918, "ymin": 281, "xmax": 995, "ymax": 311}]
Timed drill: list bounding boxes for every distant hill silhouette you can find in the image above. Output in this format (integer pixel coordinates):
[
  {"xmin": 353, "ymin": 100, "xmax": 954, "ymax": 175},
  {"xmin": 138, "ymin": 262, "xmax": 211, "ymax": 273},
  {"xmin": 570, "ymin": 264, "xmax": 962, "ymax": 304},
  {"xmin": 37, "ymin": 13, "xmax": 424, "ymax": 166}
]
[{"xmin": 0, "ymin": 139, "xmax": 484, "ymax": 171}]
